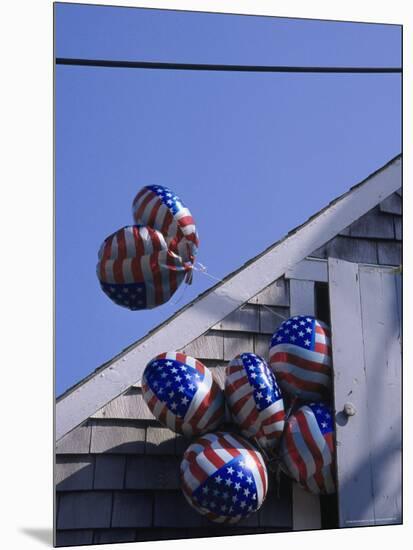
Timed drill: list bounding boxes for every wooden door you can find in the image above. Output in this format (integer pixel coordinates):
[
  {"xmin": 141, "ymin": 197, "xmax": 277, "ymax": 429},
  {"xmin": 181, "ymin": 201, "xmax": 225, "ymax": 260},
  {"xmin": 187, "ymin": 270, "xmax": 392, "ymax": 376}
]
[{"xmin": 328, "ymin": 258, "xmax": 401, "ymax": 527}]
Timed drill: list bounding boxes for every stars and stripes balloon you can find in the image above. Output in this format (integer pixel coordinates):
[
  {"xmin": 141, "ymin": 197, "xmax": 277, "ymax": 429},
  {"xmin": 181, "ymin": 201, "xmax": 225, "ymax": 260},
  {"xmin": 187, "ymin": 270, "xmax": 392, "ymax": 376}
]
[
  {"xmin": 180, "ymin": 431, "xmax": 268, "ymax": 523},
  {"xmin": 279, "ymin": 402, "xmax": 336, "ymax": 495},
  {"xmin": 225, "ymin": 353, "xmax": 285, "ymax": 454},
  {"xmin": 269, "ymin": 315, "xmax": 332, "ymax": 401},
  {"xmin": 132, "ymin": 185, "xmax": 199, "ymax": 265},
  {"xmin": 97, "ymin": 225, "xmax": 192, "ymax": 310},
  {"xmin": 142, "ymin": 352, "xmax": 225, "ymax": 436}
]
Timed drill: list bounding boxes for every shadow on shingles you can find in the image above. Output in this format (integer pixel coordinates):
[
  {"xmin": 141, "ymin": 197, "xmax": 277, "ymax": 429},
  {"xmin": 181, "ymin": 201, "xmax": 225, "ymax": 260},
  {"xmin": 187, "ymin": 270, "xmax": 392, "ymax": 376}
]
[{"xmin": 20, "ymin": 528, "xmax": 53, "ymax": 546}]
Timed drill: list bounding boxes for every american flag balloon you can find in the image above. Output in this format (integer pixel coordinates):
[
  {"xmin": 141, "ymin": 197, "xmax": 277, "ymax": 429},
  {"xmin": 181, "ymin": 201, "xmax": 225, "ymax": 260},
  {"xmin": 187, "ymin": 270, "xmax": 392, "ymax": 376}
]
[
  {"xmin": 269, "ymin": 315, "xmax": 332, "ymax": 401},
  {"xmin": 225, "ymin": 353, "xmax": 285, "ymax": 454},
  {"xmin": 142, "ymin": 352, "xmax": 225, "ymax": 436},
  {"xmin": 180, "ymin": 431, "xmax": 268, "ymax": 523},
  {"xmin": 279, "ymin": 402, "xmax": 336, "ymax": 495},
  {"xmin": 96, "ymin": 225, "xmax": 191, "ymax": 310},
  {"xmin": 132, "ymin": 185, "xmax": 199, "ymax": 265}
]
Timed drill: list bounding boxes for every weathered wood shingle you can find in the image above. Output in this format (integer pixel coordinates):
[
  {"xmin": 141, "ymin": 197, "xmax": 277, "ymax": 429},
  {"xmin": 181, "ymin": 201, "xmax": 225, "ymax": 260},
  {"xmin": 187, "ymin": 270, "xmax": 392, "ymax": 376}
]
[
  {"xmin": 259, "ymin": 306, "xmax": 288, "ymax": 334},
  {"xmin": 112, "ymin": 492, "xmax": 153, "ymax": 528},
  {"xmin": 58, "ymin": 492, "xmax": 112, "ymax": 529},
  {"xmin": 379, "ymin": 192, "xmax": 402, "ymax": 215},
  {"xmin": 146, "ymin": 426, "xmax": 176, "ymax": 455},
  {"xmin": 312, "ymin": 236, "xmax": 378, "ymax": 264},
  {"xmin": 223, "ymin": 332, "xmax": 254, "ymax": 360},
  {"xmin": 248, "ymin": 277, "xmax": 289, "ymax": 306},
  {"xmin": 126, "ymin": 456, "xmax": 181, "ymax": 490},
  {"xmin": 181, "ymin": 331, "xmax": 224, "ymax": 360},
  {"xmin": 56, "ymin": 423, "xmax": 91, "ymax": 454},
  {"xmin": 56, "ymin": 456, "xmax": 94, "ymax": 491},
  {"xmin": 394, "ymin": 216, "xmax": 401, "ymax": 241},
  {"xmin": 154, "ymin": 492, "xmax": 206, "ymax": 528},
  {"xmin": 377, "ymin": 241, "xmax": 401, "ymax": 266},
  {"xmin": 94, "ymin": 455, "xmax": 126, "ymax": 489},
  {"xmin": 346, "ymin": 206, "xmax": 395, "ymax": 239},
  {"xmin": 212, "ymin": 304, "xmax": 260, "ymax": 332},
  {"xmin": 90, "ymin": 421, "xmax": 145, "ymax": 454},
  {"xmin": 91, "ymin": 388, "xmax": 153, "ymax": 420}
]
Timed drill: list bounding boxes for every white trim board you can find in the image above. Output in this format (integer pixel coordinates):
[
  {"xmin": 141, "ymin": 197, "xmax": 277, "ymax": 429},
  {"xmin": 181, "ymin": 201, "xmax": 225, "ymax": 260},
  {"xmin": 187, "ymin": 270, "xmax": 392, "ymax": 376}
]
[
  {"xmin": 56, "ymin": 156, "xmax": 401, "ymax": 440},
  {"xmin": 286, "ymin": 258, "xmax": 328, "ymax": 282}
]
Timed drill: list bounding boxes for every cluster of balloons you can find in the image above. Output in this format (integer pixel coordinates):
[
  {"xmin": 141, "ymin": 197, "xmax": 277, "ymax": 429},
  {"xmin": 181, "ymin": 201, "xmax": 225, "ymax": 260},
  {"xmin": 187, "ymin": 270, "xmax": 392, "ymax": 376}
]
[
  {"xmin": 96, "ymin": 185, "xmax": 199, "ymax": 309},
  {"xmin": 142, "ymin": 314, "xmax": 336, "ymax": 524}
]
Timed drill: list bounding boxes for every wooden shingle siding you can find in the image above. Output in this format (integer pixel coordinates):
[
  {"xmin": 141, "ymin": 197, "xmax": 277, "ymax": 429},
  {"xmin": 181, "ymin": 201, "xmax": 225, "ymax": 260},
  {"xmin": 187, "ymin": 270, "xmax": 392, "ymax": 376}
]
[
  {"xmin": 312, "ymin": 236, "xmax": 378, "ymax": 264},
  {"xmin": 289, "ymin": 279, "xmax": 315, "ymax": 316},
  {"xmin": 145, "ymin": 456, "xmax": 181, "ymax": 490},
  {"xmin": 175, "ymin": 433, "xmax": 191, "ymax": 455},
  {"xmin": 377, "ymin": 241, "xmax": 401, "ymax": 266},
  {"xmin": 91, "ymin": 388, "xmax": 153, "ymax": 420},
  {"xmin": 223, "ymin": 331, "xmax": 254, "ymax": 360},
  {"xmin": 394, "ymin": 216, "xmax": 401, "ymax": 241},
  {"xmin": 57, "ymin": 491, "xmax": 113, "ymax": 529},
  {"xmin": 212, "ymin": 304, "xmax": 260, "ymax": 332},
  {"xmin": 90, "ymin": 421, "xmax": 146, "ymax": 454},
  {"xmin": 259, "ymin": 306, "xmax": 289, "ymax": 334},
  {"xmin": 94, "ymin": 455, "xmax": 126, "ymax": 489},
  {"xmin": 154, "ymin": 492, "xmax": 206, "ymax": 528},
  {"xmin": 125, "ymin": 456, "xmax": 181, "ymax": 490},
  {"xmin": 146, "ymin": 426, "xmax": 176, "ymax": 454},
  {"xmin": 56, "ymin": 456, "xmax": 94, "ymax": 491},
  {"xmin": 124, "ymin": 456, "xmax": 147, "ymax": 489},
  {"xmin": 181, "ymin": 331, "xmax": 224, "ymax": 360},
  {"xmin": 346, "ymin": 206, "xmax": 395, "ymax": 239},
  {"xmin": 56, "ymin": 423, "xmax": 91, "ymax": 454},
  {"xmin": 248, "ymin": 277, "xmax": 289, "ymax": 307},
  {"xmin": 254, "ymin": 334, "xmax": 271, "ymax": 360},
  {"xmin": 112, "ymin": 492, "xmax": 153, "ymax": 528},
  {"xmin": 311, "ymin": 193, "xmax": 401, "ymax": 268},
  {"xmin": 379, "ymin": 192, "xmax": 402, "ymax": 215}
]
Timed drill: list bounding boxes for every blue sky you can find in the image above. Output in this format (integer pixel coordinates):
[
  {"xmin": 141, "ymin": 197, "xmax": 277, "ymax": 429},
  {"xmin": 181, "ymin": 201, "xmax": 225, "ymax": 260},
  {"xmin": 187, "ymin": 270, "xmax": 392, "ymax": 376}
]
[{"xmin": 55, "ymin": 3, "xmax": 401, "ymax": 395}]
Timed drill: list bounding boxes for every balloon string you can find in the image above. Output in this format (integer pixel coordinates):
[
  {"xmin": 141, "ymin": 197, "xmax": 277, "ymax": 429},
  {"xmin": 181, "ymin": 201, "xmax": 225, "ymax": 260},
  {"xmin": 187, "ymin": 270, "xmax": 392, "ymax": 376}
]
[
  {"xmin": 192, "ymin": 262, "xmax": 289, "ymax": 322},
  {"xmin": 192, "ymin": 262, "xmax": 223, "ymax": 283},
  {"xmin": 168, "ymin": 275, "xmax": 191, "ymax": 306}
]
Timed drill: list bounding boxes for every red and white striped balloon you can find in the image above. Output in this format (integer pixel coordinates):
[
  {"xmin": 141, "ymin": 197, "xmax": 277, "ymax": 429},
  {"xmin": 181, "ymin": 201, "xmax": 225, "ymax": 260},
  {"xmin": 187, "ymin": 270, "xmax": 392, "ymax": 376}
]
[
  {"xmin": 96, "ymin": 225, "xmax": 191, "ymax": 310},
  {"xmin": 132, "ymin": 185, "xmax": 199, "ymax": 264},
  {"xmin": 180, "ymin": 431, "xmax": 268, "ymax": 523},
  {"xmin": 225, "ymin": 353, "xmax": 285, "ymax": 454},
  {"xmin": 279, "ymin": 402, "xmax": 336, "ymax": 495},
  {"xmin": 142, "ymin": 352, "xmax": 225, "ymax": 436},
  {"xmin": 269, "ymin": 315, "xmax": 332, "ymax": 401}
]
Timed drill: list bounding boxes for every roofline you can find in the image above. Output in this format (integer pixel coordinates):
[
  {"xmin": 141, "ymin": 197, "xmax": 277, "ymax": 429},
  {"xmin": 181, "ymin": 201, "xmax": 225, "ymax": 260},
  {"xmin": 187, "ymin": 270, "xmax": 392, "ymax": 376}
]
[{"xmin": 56, "ymin": 154, "xmax": 401, "ymax": 440}]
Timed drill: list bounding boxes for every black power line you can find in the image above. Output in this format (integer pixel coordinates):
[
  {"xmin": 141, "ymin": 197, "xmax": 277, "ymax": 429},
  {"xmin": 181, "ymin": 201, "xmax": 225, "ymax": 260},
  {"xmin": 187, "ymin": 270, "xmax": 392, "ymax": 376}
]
[{"xmin": 56, "ymin": 58, "xmax": 402, "ymax": 74}]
